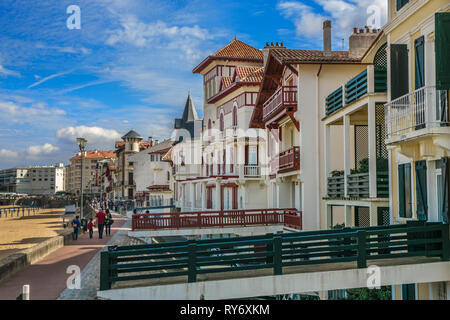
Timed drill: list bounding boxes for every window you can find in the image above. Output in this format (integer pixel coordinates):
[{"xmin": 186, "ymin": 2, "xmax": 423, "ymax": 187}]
[
  {"xmin": 436, "ymin": 12, "xmax": 450, "ymax": 90},
  {"xmin": 398, "ymin": 163, "xmax": 412, "ymax": 218},
  {"xmin": 219, "ymin": 113, "xmax": 224, "ymax": 132},
  {"xmin": 390, "ymin": 44, "xmax": 409, "ymax": 100},
  {"xmin": 396, "ymin": 0, "xmax": 409, "ymax": 11},
  {"xmin": 402, "ymin": 284, "xmax": 415, "ymax": 300},
  {"xmin": 232, "ymin": 106, "xmax": 237, "ymax": 127},
  {"xmin": 247, "ymin": 146, "xmax": 258, "ymax": 166}
]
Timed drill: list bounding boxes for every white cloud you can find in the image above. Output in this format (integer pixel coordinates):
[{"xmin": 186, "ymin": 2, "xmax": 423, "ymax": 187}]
[
  {"xmin": 56, "ymin": 125, "xmax": 122, "ymax": 147},
  {"xmin": 0, "ymin": 100, "xmax": 66, "ymax": 125},
  {"xmin": 278, "ymin": 0, "xmax": 387, "ymax": 47},
  {"xmin": 0, "ymin": 149, "xmax": 19, "ymax": 159},
  {"xmin": 106, "ymin": 16, "xmax": 214, "ymax": 63},
  {"xmin": 27, "ymin": 143, "xmax": 59, "ymax": 155},
  {"xmin": 0, "ymin": 65, "xmax": 21, "ymax": 77}
]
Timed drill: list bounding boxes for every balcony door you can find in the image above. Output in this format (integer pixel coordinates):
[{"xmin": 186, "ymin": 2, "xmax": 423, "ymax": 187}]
[
  {"xmin": 415, "ymin": 160, "xmax": 427, "ymax": 221},
  {"xmin": 414, "ymin": 36, "xmax": 425, "ymax": 130}
]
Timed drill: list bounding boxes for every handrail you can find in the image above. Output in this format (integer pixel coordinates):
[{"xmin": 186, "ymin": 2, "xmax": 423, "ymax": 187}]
[
  {"xmin": 132, "ymin": 208, "xmax": 302, "ymax": 231},
  {"xmin": 100, "ymin": 222, "xmax": 450, "ymax": 290}
]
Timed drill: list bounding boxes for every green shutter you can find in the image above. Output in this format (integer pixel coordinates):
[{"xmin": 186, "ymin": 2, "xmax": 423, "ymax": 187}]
[
  {"xmin": 390, "ymin": 44, "xmax": 409, "ymax": 100},
  {"xmin": 436, "ymin": 13, "xmax": 450, "ymax": 90},
  {"xmin": 442, "ymin": 158, "xmax": 449, "ymax": 223},
  {"xmin": 414, "ymin": 36, "xmax": 424, "ymax": 89},
  {"xmin": 399, "ymin": 164, "xmax": 406, "ymax": 218},
  {"xmin": 415, "ymin": 160, "xmax": 428, "ymax": 221},
  {"xmin": 402, "ymin": 283, "xmax": 416, "ymax": 300},
  {"xmin": 396, "ymin": 0, "xmax": 409, "ymax": 11}
]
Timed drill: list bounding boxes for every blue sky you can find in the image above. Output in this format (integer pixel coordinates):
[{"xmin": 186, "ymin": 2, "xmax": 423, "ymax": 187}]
[{"xmin": 0, "ymin": 0, "xmax": 386, "ymax": 169}]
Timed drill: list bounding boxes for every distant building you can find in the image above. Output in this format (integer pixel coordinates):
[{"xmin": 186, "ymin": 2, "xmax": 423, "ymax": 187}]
[
  {"xmin": 113, "ymin": 130, "xmax": 152, "ymax": 201},
  {"xmin": 0, "ymin": 163, "xmax": 65, "ymax": 195},
  {"xmin": 129, "ymin": 138, "xmax": 174, "ymax": 208},
  {"xmin": 65, "ymin": 150, "xmax": 116, "ymax": 196}
]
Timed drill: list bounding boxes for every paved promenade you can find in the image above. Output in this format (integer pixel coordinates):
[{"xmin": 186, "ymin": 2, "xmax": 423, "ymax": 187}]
[{"xmin": 0, "ymin": 211, "xmax": 131, "ymax": 300}]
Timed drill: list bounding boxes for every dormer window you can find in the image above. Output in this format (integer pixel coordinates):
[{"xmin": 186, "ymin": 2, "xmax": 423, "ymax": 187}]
[{"xmin": 396, "ymin": 0, "xmax": 409, "ymax": 11}]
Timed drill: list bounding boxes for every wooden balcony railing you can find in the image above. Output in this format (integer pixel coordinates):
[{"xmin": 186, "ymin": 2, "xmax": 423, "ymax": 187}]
[
  {"xmin": 262, "ymin": 86, "xmax": 297, "ymax": 122},
  {"xmin": 278, "ymin": 146, "xmax": 300, "ymax": 173},
  {"xmin": 132, "ymin": 208, "xmax": 302, "ymax": 231}
]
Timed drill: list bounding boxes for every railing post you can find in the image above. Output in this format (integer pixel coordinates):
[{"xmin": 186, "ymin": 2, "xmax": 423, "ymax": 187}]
[
  {"xmin": 273, "ymin": 236, "xmax": 282, "ymax": 275},
  {"xmin": 187, "ymin": 243, "xmax": 197, "ymax": 283},
  {"xmin": 357, "ymin": 230, "xmax": 367, "ymax": 268},
  {"xmin": 441, "ymin": 224, "xmax": 449, "ymax": 261},
  {"xmin": 100, "ymin": 251, "xmax": 111, "ymax": 291}
]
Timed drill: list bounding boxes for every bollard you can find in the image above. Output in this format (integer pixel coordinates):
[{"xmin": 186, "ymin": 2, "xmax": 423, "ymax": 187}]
[{"xmin": 23, "ymin": 285, "xmax": 30, "ymax": 300}]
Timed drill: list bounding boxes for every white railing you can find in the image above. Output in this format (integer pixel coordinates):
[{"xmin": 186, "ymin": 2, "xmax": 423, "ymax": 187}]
[
  {"xmin": 385, "ymin": 86, "xmax": 449, "ymax": 139},
  {"xmin": 243, "ymin": 165, "xmax": 261, "ymax": 177}
]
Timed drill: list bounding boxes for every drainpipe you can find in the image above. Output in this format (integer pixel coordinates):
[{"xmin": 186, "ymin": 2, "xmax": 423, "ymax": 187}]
[{"xmin": 316, "ymin": 64, "xmax": 322, "ymax": 230}]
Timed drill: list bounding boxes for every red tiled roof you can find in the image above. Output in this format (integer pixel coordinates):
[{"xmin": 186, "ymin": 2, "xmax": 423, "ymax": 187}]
[
  {"xmin": 238, "ymin": 66, "xmax": 264, "ymax": 82},
  {"xmin": 213, "ymin": 39, "xmax": 263, "ymax": 60},
  {"xmin": 220, "ymin": 76, "xmax": 233, "ymax": 90},
  {"xmin": 270, "ymin": 48, "xmax": 361, "ymax": 64},
  {"xmin": 71, "ymin": 150, "xmax": 116, "ymax": 161},
  {"xmin": 193, "ymin": 39, "xmax": 263, "ymax": 74}
]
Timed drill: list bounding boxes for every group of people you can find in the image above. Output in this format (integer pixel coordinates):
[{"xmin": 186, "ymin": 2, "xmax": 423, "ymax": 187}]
[{"xmin": 71, "ymin": 208, "xmax": 114, "ymax": 240}]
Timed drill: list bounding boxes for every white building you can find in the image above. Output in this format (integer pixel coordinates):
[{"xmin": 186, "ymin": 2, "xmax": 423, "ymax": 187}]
[
  {"xmin": 0, "ymin": 163, "xmax": 65, "ymax": 195},
  {"xmin": 129, "ymin": 138, "xmax": 174, "ymax": 208}
]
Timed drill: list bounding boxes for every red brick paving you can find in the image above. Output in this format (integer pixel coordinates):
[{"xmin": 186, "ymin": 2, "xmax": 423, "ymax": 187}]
[{"xmin": 0, "ymin": 213, "xmax": 126, "ymax": 300}]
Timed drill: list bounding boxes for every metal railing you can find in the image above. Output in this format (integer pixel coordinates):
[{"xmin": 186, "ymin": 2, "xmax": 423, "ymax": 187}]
[
  {"xmin": 0, "ymin": 206, "xmax": 40, "ymax": 218},
  {"xmin": 262, "ymin": 86, "xmax": 297, "ymax": 121},
  {"xmin": 327, "ymin": 175, "xmax": 345, "ymax": 198},
  {"xmin": 100, "ymin": 222, "xmax": 449, "ymax": 290},
  {"xmin": 132, "ymin": 208, "xmax": 301, "ymax": 231},
  {"xmin": 327, "ymin": 172, "xmax": 389, "ymax": 199},
  {"xmin": 385, "ymin": 86, "xmax": 449, "ymax": 139}
]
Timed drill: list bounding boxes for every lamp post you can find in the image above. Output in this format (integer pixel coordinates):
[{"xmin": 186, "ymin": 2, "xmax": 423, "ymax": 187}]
[{"xmin": 76, "ymin": 138, "xmax": 87, "ymax": 220}]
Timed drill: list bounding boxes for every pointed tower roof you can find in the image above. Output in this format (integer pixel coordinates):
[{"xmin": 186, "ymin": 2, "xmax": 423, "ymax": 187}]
[
  {"xmin": 122, "ymin": 129, "xmax": 142, "ymax": 140},
  {"xmin": 181, "ymin": 92, "xmax": 199, "ymax": 123},
  {"xmin": 174, "ymin": 92, "xmax": 202, "ymax": 141}
]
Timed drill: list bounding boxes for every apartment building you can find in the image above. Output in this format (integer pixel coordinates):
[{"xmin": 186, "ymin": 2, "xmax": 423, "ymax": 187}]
[
  {"xmin": 0, "ymin": 163, "xmax": 65, "ymax": 195},
  {"xmin": 382, "ymin": 0, "xmax": 449, "ymax": 300},
  {"xmin": 250, "ymin": 21, "xmax": 377, "ymax": 231},
  {"xmin": 113, "ymin": 130, "xmax": 152, "ymax": 201},
  {"xmin": 65, "ymin": 150, "xmax": 116, "ymax": 196},
  {"xmin": 129, "ymin": 138, "xmax": 174, "ymax": 208}
]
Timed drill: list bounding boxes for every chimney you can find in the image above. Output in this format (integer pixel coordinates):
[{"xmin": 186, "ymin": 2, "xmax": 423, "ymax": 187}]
[
  {"xmin": 323, "ymin": 20, "xmax": 332, "ymax": 54},
  {"xmin": 349, "ymin": 26, "xmax": 379, "ymax": 58},
  {"xmin": 263, "ymin": 42, "xmax": 285, "ymax": 68},
  {"xmin": 148, "ymin": 136, "xmax": 153, "ymax": 146},
  {"xmin": 154, "ymin": 139, "xmax": 159, "ymax": 145}
]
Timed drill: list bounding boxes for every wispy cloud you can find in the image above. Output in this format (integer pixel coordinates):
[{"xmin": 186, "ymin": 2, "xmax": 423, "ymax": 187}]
[
  {"xmin": 56, "ymin": 125, "xmax": 122, "ymax": 149},
  {"xmin": 0, "ymin": 65, "xmax": 21, "ymax": 77},
  {"xmin": 28, "ymin": 70, "xmax": 72, "ymax": 89},
  {"xmin": 57, "ymin": 79, "xmax": 112, "ymax": 94}
]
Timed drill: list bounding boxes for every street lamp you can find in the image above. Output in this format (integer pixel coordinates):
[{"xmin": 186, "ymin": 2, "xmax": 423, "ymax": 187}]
[{"xmin": 76, "ymin": 137, "xmax": 87, "ymax": 220}]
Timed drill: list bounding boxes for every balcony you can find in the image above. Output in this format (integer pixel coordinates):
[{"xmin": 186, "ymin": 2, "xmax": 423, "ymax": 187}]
[
  {"xmin": 278, "ymin": 146, "xmax": 300, "ymax": 173},
  {"xmin": 326, "ymin": 171, "xmax": 389, "ymax": 199},
  {"xmin": 243, "ymin": 165, "xmax": 261, "ymax": 178},
  {"xmin": 262, "ymin": 86, "xmax": 297, "ymax": 122},
  {"xmin": 325, "ymin": 67, "xmax": 387, "ymax": 116},
  {"xmin": 385, "ymin": 86, "xmax": 449, "ymax": 141}
]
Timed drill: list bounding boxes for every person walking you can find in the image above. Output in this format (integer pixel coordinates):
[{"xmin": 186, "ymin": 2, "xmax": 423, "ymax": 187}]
[
  {"xmin": 71, "ymin": 215, "xmax": 81, "ymax": 240},
  {"xmin": 87, "ymin": 218, "xmax": 94, "ymax": 239},
  {"xmin": 96, "ymin": 209, "xmax": 106, "ymax": 239},
  {"xmin": 105, "ymin": 209, "xmax": 113, "ymax": 236}
]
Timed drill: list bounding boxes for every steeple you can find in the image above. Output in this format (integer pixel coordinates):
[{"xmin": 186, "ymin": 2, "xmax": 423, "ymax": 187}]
[{"xmin": 181, "ymin": 91, "xmax": 199, "ymax": 123}]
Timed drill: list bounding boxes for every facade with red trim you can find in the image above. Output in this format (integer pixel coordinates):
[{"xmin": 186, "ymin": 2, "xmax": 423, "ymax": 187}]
[{"xmin": 173, "ymin": 38, "xmax": 269, "ymax": 212}]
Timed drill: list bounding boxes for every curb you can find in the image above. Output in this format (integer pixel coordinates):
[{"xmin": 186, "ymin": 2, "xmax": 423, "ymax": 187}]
[{"xmin": 0, "ymin": 229, "xmax": 73, "ymax": 284}]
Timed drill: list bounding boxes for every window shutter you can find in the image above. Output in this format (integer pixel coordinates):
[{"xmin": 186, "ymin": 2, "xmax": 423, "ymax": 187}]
[
  {"xmin": 396, "ymin": 0, "xmax": 409, "ymax": 11},
  {"xmin": 414, "ymin": 36, "xmax": 424, "ymax": 90},
  {"xmin": 390, "ymin": 44, "xmax": 409, "ymax": 100},
  {"xmin": 442, "ymin": 157, "xmax": 449, "ymax": 223},
  {"xmin": 436, "ymin": 13, "xmax": 450, "ymax": 90},
  {"xmin": 398, "ymin": 164, "xmax": 406, "ymax": 218},
  {"xmin": 415, "ymin": 160, "xmax": 428, "ymax": 221}
]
